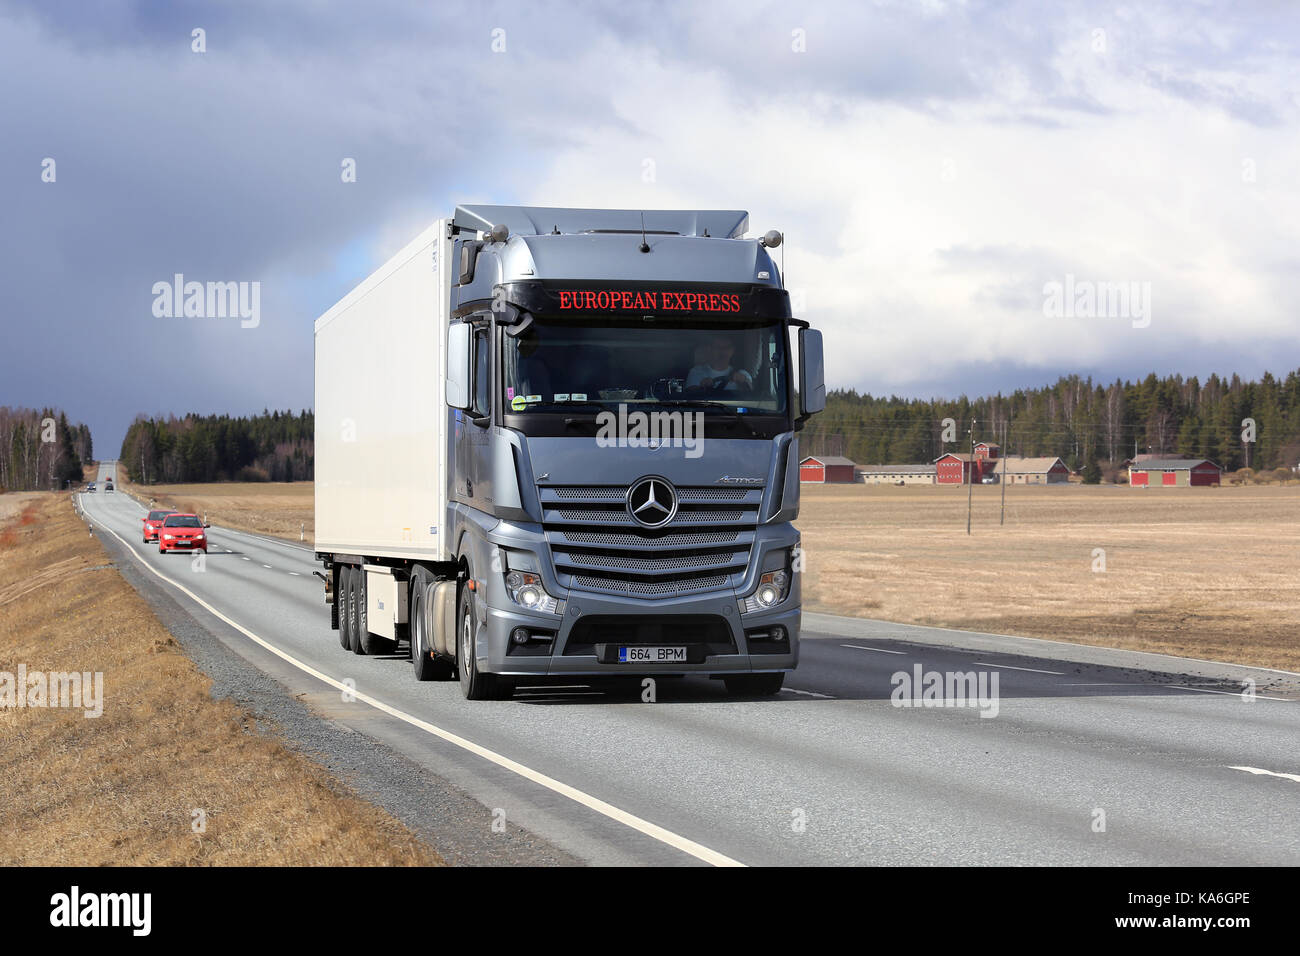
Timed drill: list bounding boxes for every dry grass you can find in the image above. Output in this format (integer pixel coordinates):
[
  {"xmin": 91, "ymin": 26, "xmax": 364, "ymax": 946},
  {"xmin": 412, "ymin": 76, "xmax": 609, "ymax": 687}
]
[
  {"xmin": 120, "ymin": 476, "xmax": 314, "ymax": 546},
  {"xmin": 0, "ymin": 492, "xmax": 43, "ymax": 532},
  {"xmin": 0, "ymin": 493, "xmax": 442, "ymax": 865},
  {"xmin": 799, "ymin": 483, "xmax": 1300, "ymax": 672}
]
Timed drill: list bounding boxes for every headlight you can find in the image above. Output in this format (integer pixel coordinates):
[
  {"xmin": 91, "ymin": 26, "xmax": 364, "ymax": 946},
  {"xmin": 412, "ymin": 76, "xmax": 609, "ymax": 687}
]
[
  {"xmin": 504, "ymin": 570, "xmax": 562, "ymax": 614},
  {"xmin": 742, "ymin": 569, "xmax": 790, "ymax": 613}
]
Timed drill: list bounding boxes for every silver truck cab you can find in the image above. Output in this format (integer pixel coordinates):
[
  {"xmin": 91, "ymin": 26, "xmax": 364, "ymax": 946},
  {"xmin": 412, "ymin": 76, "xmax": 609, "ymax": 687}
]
[{"xmin": 440, "ymin": 205, "xmax": 825, "ymax": 698}]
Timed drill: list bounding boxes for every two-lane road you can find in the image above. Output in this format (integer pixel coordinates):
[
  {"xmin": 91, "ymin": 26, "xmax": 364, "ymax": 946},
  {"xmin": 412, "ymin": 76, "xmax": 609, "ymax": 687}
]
[{"xmin": 78, "ymin": 462, "xmax": 1300, "ymax": 865}]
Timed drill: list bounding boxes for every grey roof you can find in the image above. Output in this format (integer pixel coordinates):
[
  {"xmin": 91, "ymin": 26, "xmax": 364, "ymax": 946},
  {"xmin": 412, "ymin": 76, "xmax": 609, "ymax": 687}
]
[
  {"xmin": 1130, "ymin": 458, "xmax": 1219, "ymax": 471},
  {"xmin": 454, "ymin": 205, "xmax": 750, "ymax": 240},
  {"xmin": 859, "ymin": 463, "xmax": 936, "ymax": 474},
  {"xmin": 1000, "ymin": 456, "xmax": 1068, "ymax": 474},
  {"xmin": 802, "ymin": 456, "xmax": 857, "ymax": 467}
]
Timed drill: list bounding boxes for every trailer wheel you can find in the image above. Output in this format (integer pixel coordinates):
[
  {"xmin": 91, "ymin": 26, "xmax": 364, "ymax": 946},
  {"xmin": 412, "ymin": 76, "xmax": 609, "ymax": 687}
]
[
  {"xmin": 409, "ymin": 573, "xmax": 453, "ymax": 681},
  {"xmin": 346, "ymin": 567, "xmax": 363, "ymax": 653},
  {"xmin": 338, "ymin": 566, "xmax": 353, "ymax": 650},
  {"xmin": 457, "ymin": 581, "xmax": 513, "ymax": 701},
  {"xmin": 723, "ymin": 673, "xmax": 785, "ymax": 697}
]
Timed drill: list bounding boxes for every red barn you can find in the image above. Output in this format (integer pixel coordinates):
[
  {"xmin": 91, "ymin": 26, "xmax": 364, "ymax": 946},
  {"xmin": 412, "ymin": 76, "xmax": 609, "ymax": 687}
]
[
  {"xmin": 800, "ymin": 455, "xmax": 857, "ymax": 483},
  {"xmin": 935, "ymin": 453, "xmax": 977, "ymax": 484},
  {"xmin": 1129, "ymin": 458, "xmax": 1221, "ymax": 487}
]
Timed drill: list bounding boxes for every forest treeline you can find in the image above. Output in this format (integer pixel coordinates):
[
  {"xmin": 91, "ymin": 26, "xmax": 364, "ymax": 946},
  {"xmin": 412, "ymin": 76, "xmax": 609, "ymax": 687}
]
[
  {"xmin": 120, "ymin": 410, "xmax": 313, "ymax": 484},
  {"xmin": 803, "ymin": 369, "xmax": 1300, "ymax": 473},
  {"xmin": 0, "ymin": 407, "xmax": 93, "ymax": 491}
]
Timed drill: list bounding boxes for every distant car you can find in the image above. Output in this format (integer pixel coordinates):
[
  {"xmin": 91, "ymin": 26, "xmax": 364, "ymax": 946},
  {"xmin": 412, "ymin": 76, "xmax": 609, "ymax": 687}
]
[
  {"xmin": 142, "ymin": 509, "xmax": 177, "ymax": 543},
  {"xmin": 157, "ymin": 513, "xmax": 209, "ymax": 554},
  {"xmin": 86, "ymin": 482, "xmax": 96, "ymax": 493},
  {"xmin": 104, "ymin": 480, "xmax": 114, "ymax": 492},
  {"xmin": 981, "ymin": 477, "xmax": 996, "ymax": 484}
]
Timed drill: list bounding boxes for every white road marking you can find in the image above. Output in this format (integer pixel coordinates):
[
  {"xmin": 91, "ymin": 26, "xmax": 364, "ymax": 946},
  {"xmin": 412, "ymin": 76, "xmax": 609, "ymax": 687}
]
[
  {"xmin": 241, "ymin": 557, "xmax": 250, "ymax": 561},
  {"xmin": 840, "ymin": 643, "xmax": 905, "ymax": 655},
  {"xmin": 263, "ymin": 565, "xmax": 273, "ymax": 569},
  {"xmin": 90, "ymin": 513, "xmax": 743, "ymax": 868},
  {"xmin": 1228, "ymin": 766, "xmax": 1300, "ymax": 784},
  {"xmin": 289, "ymin": 572, "xmax": 300, "ymax": 576},
  {"xmin": 1161, "ymin": 684, "xmax": 1290, "ymax": 701},
  {"xmin": 781, "ymin": 687, "xmax": 836, "ymax": 699},
  {"xmin": 973, "ymin": 662, "xmax": 1065, "ymax": 675}
]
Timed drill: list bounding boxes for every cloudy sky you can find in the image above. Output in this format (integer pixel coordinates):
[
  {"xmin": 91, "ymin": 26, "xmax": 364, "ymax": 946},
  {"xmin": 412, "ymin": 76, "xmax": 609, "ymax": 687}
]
[{"xmin": 2, "ymin": 0, "xmax": 1297, "ymax": 453}]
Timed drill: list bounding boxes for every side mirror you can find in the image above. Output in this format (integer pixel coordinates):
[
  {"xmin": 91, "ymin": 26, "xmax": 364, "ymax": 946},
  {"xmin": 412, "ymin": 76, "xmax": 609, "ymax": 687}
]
[
  {"xmin": 446, "ymin": 322, "xmax": 472, "ymax": 409},
  {"xmin": 203, "ymin": 522, "xmax": 211, "ymax": 529},
  {"xmin": 798, "ymin": 327, "xmax": 826, "ymax": 416}
]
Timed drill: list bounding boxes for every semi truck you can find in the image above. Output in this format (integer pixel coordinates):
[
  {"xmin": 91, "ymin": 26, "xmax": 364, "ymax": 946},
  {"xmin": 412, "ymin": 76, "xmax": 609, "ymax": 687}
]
[{"xmin": 314, "ymin": 204, "xmax": 825, "ymax": 700}]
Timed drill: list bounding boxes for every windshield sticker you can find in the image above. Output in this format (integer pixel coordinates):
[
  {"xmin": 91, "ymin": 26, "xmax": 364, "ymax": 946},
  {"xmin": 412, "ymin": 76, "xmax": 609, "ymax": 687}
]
[
  {"xmin": 511, "ymin": 394, "xmax": 527, "ymax": 411},
  {"xmin": 554, "ymin": 393, "xmax": 570, "ymax": 402},
  {"xmin": 572, "ymin": 392, "xmax": 587, "ymax": 401},
  {"xmin": 506, "ymin": 387, "xmax": 515, "ymax": 399},
  {"xmin": 525, "ymin": 395, "xmax": 542, "ymax": 403}
]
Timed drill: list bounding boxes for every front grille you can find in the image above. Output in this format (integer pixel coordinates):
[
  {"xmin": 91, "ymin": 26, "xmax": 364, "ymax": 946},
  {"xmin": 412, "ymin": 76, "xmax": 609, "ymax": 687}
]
[
  {"xmin": 542, "ymin": 483, "xmax": 762, "ymax": 599},
  {"xmin": 571, "ymin": 574, "xmax": 731, "ymax": 596}
]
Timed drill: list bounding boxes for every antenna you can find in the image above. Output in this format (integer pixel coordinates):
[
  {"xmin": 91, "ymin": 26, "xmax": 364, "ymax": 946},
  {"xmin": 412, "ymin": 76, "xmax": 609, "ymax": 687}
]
[{"xmin": 639, "ymin": 213, "xmax": 650, "ymax": 253}]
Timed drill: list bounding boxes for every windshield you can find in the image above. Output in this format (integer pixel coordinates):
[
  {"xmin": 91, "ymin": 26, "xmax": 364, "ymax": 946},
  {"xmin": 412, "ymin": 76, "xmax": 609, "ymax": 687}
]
[
  {"xmin": 164, "ymin": 515, "xmax": 202, "ymax": 528},
  {"xmin": 502, "ymin": 317, "xmax": 789, "ymax": 415},
  {"xmin": 148, "ymin": 510, "xmax": 173, "ymax": 520}
]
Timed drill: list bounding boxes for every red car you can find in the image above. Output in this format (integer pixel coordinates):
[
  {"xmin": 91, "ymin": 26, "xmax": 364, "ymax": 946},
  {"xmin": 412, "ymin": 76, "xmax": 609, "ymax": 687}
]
[
  {"xmin": 142, "ymin": 509, "xmax": 177, "ymax": 543},
  {"xmin": 157, "ymin": 513, "xmax": 209, "ymax": 554}
]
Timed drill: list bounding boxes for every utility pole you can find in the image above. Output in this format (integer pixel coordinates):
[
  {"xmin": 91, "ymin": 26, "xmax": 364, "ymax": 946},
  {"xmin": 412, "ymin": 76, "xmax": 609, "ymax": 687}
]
[
  {"xmin": 966, "ymin": 418, "xmax": 976, "ymax": 535},
  {"xmin": 1000, "ymin": 418, "xmax": 1007, "ymax": 526}
]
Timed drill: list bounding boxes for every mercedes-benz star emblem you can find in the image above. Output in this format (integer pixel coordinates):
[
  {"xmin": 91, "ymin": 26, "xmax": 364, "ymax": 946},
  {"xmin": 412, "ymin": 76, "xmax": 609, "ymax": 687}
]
[{"xmin": 626, "ymin": 476, "xmax": 677, "ymax": 528}]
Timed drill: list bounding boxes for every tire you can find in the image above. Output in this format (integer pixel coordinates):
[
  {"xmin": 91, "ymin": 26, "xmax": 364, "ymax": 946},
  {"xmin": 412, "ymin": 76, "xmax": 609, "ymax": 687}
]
[
  {"xmin": 723, "ymin": 673, "xmax": 786, "ymax": 697},
  {"xmin": 338, "ymin": 566, "xmax": 353, "ymax": 650},
  {"xmin": 457, "ymin": 581, "xmax": 513, "ymax": 701},
  {"xmin": 347, "ymin": 567, "xmax": 363, "ymax": 654},
  {"xmin": 357, "ymin": 568, "xmax": 397, "ymax": 656},
  {"xmin": 409, "ymin": 571, "xmax": 453, "ymax": 681}
]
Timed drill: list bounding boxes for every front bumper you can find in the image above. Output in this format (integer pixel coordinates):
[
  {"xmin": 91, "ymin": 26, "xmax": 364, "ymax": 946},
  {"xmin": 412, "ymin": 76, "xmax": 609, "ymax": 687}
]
[
  {"xmin": 479, "ymin": 589, "xmax": 800, "ymax": 677},
  {"xmin": 160, "ymin": 537, "xmax": 206, "ymax": 551}
]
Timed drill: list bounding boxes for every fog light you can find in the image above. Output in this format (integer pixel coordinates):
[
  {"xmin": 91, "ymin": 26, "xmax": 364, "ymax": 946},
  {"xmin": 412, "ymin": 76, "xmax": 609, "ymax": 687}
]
[
  {"xmin": 757, "ymin": 584, "xmax": 779, "ymax": 606},
  {"xmin": 511, "ymin": 627, "xmax": 530, "ymax": 645}
]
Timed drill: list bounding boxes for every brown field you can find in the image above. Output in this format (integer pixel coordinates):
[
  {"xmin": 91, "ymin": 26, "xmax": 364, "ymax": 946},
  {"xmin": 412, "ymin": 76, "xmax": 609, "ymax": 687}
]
[
  {"xmin": 115, "ymin": 476, "xmax": 1300, "ymax": 672},
  {"xmin": 0, "ymin": 493, "xmax": 441, "ymax": 865},
  {"xmin": 799, "ymin": 483, "xmax": 1300, "ymax": 672},
  {"xmin": 119, "ymin": 475, "xmax": 314, "ymax": 545}
]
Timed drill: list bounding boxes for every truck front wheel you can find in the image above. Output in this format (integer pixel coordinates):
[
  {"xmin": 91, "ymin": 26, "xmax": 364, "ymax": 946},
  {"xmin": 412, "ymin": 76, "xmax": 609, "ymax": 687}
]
[{"xmin": 457, "ymin": 582, "xmax": 513, "ymax": 701}]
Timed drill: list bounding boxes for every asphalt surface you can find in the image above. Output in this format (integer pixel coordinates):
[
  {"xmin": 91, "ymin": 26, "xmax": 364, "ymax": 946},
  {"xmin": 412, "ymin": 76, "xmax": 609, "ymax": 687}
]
[{"xmin": 79, "ymin": 463, "xmax": 1300, "ymax": 866}]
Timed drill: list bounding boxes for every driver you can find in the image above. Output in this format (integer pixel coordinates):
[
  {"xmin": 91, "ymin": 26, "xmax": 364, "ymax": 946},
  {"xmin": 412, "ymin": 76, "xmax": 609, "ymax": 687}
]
[{"xmin": 685, "ymin": 334, "xmax": 752, "ymax": 393}]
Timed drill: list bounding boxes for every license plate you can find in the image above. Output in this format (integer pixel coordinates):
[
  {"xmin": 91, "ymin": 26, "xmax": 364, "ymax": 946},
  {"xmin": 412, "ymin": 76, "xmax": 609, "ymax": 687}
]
[{"xmin": 618, "ymin": 646, "xmax": 686, "ymax": 663}]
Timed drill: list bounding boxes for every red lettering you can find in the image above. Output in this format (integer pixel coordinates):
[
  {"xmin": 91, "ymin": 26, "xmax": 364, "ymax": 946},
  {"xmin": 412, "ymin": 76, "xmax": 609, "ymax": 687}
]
[
  {"xmin": 558, "ymin": 290, "xmax": 572, "ymax": 309},
  {"xmin": 583, "ymin": 291, "xmax": 597, "ymax": 310},
  {"xmin": 729, "ymin": 293, "xmax": 740, "ymax": 311},
  {"xmin": 708, "ymin": 293, "xmax": 720, "ymax": 311}
]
